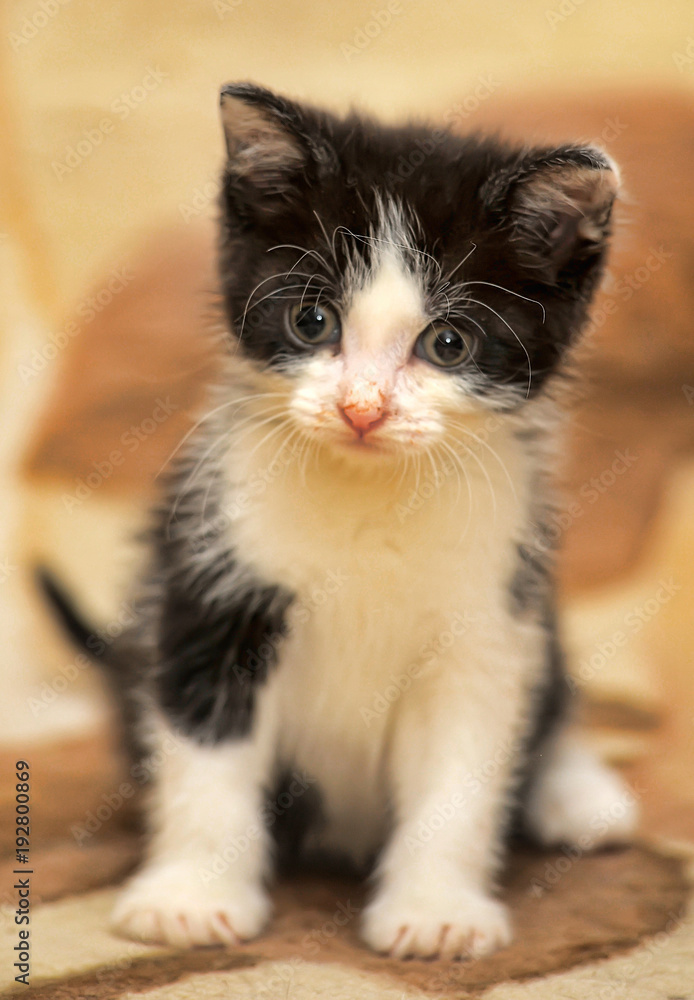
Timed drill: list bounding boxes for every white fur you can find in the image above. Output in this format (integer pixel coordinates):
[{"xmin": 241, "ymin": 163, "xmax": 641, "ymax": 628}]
[
  {"xmin": 114, "ymin": 219, "xmax": 635, "ymax": 958},
  {"xmin": 115, "ymin": 402, "xmax": 548, "ymax": 953},
  {"xmin": 113, "ymin": 717, "xmax": 273, "ymax": 945},
  {"xmin": 524, "ymin": 729, "xmax": 639, "ymax": 848}
]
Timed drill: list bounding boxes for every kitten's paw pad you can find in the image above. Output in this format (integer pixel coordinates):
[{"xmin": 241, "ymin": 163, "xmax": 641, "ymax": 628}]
[
  {"xmin": 111, "ymin": 864, "xmax": 271, "ymax": 948},
  {"xmin": 361, "ymin": 886, "xmax": 511, "ymax": 960},
  {"xmin": 526, "ymin": 749, "xmax": 639, "ymax": 849}
]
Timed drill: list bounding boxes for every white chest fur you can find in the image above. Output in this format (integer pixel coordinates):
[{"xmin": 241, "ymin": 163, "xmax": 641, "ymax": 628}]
[{"xmin": 220, "ymin": 422, "xmax": 538, "ymax": 861}]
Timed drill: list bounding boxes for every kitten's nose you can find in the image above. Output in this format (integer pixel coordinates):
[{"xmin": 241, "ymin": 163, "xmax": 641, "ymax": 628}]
[{"xmin": 338, "ymin": 403, "xmax": 387, "ymax": 437}]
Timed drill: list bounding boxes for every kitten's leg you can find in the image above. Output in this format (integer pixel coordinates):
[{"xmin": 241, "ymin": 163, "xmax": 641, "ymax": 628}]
[
  {"xmin": 112, "ymin": 717, "xmax": 274, "ymax": 947},
  {"xmin": 361, "ymin": 635, "xmax": 536, "ymax": 961},
  {"xmin": 523, "ymin": 727, "xmax": 639, "ymax": 848},
  {"xmin": 111, "ymin": 532, "xmax": 292, "ymax": 947}
]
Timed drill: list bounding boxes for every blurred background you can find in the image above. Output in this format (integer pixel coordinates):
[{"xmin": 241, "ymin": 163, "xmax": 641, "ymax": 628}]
[{"xmin": 1, "ymin": 0, "xmax": 694, "ymax": 851}]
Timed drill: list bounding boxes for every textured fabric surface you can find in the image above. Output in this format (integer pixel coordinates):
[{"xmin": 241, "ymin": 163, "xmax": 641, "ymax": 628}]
[
  {"xmin": 0, "ymin": 734, "xmax": 692, "ymax": 999},
  {"xmin": 0, "ymin": 852, "xmax": 691, "ymax": 999}
]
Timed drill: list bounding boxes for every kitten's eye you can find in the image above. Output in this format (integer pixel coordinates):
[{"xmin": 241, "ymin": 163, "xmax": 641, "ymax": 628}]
[
  {"xmin": 415, "ymin": 323, "xmax": 477, "ymax": 369},
  {"xmin": 286, "ymin": 303, "xmax": 341, "ymax": 347}
]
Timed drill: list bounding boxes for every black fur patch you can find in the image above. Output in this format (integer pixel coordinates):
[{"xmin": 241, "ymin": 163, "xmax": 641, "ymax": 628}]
[
  {"xmin": 511, "ymin": 609, "xmax": 572, "ymax": 840},
  {"xmin": 509, "ymin": 541, "xmax": 552, "ymax": 618},
  {"xmin": 508, "ymin": 535, "xmax": 573, "ymax": 825},
  {"xmin": 524, "ymin": 610, "xmax": 572, "ymax": 760},
  {"xmin": 267, "ymin": 768, "xmax": 325, "ymax": 871},
  {"xmin": 154, "ymin": 539, "xmax": 293, "ymax": 743}
]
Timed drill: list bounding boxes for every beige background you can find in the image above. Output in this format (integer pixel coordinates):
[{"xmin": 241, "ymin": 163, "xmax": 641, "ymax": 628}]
[
  {"xmin": 3, "ymin": 0, "xmax": 694, "ymax": 317},
  {"xmin": 0, "ymin": 0, "xmax": 693, "ymax": 842}
]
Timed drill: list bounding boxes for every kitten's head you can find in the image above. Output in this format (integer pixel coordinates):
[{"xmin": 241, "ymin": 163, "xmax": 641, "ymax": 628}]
[{"xmin": 218, "ymin": 83, "xmax": 617, "ymax": 459}]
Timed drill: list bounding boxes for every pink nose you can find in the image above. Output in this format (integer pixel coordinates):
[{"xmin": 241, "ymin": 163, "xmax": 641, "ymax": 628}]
[{"xmin": 338, "ymin": 403, "xmax": 387, "ymax": 437}]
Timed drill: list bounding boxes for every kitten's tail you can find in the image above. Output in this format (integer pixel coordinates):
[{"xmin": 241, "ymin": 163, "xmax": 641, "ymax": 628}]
[
  {"xmin": 36, "ymin": 567, "xmax": 145, "ymax": 761},
  {"xmin": 37, "ymin": 567, "xmax": 117, "ymax": 664}
]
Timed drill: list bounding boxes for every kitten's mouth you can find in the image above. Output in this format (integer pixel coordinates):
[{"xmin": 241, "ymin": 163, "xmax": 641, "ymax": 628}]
[
  {"xmin": 346, "ymin": 437, "xmax": 381, "ymax": 450},
  {"xmin": 334, "ymin": 432, "xmax": 388, "ymax": 455}
]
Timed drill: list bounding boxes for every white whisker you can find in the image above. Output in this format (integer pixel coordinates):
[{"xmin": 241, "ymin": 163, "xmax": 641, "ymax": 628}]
[
  {"xmin": 156, "ymin": 393, "xmax": 287, "ymax": 483},
  {"xmin": 442, "ymin": 242, "xmax": 477, "ymax": 283},
  {"xmin": 465, "ymin": 297, "xmax": 533, "ymax": 398},
  {"xmin": 447, "ymin": 420, "xmax": 518, "ymax": 501},
  {"xmin": 460, "ymin": 281, "xmax": 546, "ymax": 323}
]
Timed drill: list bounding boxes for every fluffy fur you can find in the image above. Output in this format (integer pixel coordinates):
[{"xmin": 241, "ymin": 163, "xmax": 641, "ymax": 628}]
[{"xmin": 51, "ymin": 83, "xmax": 638, "ymax": 960}]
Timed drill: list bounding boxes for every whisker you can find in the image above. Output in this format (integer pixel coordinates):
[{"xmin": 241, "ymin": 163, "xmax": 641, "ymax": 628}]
[
  {"xmin": 266, "ymin": 243, "xmax": 336, "ymax": 279},
  {"xmin": 464, "ymin": 296, "xmax": 533, "ymax": 398},
  {"xmin": 237, "ymin": 278, "xmax": 330, "ymax": 341},
  {"xmin": 242, "ymin": 277, "xmax": 329, "ymax": 314},
  {"xmin": 448, "ymin": 435, "xmax": 497, "ymax": 520},
  {"xmin": 393, "ymin": 446, "xmax": 411, "ymax": 494},
  {"xmin": 332, "ymin": 226, "xmax": 441, "ymax": 275},
  {"xmin": 188, "ymin": 408, "xmax": 288, "ymax": 529},
  {"xmin": 245, "ymin": 416, "xmax": 296, "ymax": 463},
  {"xmin": 156, "ymin": 392, "xmax": 287, "ymax": 482},
  {"xmin": 459, "ymin": 281, "xmax": 546, "ymax": 323},
  {"xmin": 447, "ymin": 420, "xmax": 518, "ymax": 501},
  {"xmin": 265, "ymin": 424, "xmax": 305, "ymax": 485},
  {"xmin": 437, "ymin": 440, "xmax": 473, "ymax": 537},
  {"xmin": 423, "ymin": 442, "xmax": 440, "ymax": 502},
  {"xmin": 442, "ymin": 242, "xmax": 477, "ymax": 283},
  {"xmin": 313, "ymin": 210, "xmax": 340, "ymax": 272}
]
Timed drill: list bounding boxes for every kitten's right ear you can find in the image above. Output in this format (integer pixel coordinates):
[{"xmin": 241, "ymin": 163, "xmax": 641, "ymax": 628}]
[
  {"xmin": 487, "ymin": 146, "xmax": 619, "ymax": 287},
  {"xmin": 220, "ymin": 83, "xmax": 333, "ymax": 203}
]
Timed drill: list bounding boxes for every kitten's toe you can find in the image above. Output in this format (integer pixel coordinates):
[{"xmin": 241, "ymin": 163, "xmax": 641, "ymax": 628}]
[
  {"xmin": 111, "ymin": 862, "xmax": 271, "ymax": 948},
  {"xmin": 525, "ymin": 737, "xmax": 639, "ymax": 848},
  {"xmin": 361, "ymin": 882, "xmax": 511, "ymax": 960}
]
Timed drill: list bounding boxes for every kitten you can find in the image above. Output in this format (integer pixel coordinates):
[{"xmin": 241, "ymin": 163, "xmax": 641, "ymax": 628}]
[{"xmin": 48, "ymin": 82, "xmax": 638, "ymax": 960}]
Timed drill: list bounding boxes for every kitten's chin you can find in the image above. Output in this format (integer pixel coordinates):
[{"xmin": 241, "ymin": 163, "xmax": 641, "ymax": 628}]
[
  {"xmin": 322, "ymin": 431, "xmax": 398, "ymax": 464},
  {"xmin": 340, "ymin": 437, "xmax": 386, "ymax": 453}
]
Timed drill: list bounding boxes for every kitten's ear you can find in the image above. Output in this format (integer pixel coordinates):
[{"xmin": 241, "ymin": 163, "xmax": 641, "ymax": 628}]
[
  {"xmin": 220, "ymin": 83, "xmax": 333, "ymax": 203},
  {"xmin": 503, "ymin": 147, "xmax": 619, "ymax": 284}
]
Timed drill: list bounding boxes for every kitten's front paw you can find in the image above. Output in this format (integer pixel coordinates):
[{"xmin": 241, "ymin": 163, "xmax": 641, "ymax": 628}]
[
  {"xmin": 361, "ymin": 882, "xmax": 511, "ymax": 960},
  {"xmin": 111, "ymin": 861, "xmax": 271, "ymax": 948}
]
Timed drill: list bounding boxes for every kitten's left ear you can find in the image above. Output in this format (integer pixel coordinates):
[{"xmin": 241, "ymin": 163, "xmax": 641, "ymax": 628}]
[
  {"xmin": 499, "ymin": 147, "xmax": 619, "ymax": 285},
  {"xmin": 219, "ymin": 83, "xmax": 334, "ymax": 201}
]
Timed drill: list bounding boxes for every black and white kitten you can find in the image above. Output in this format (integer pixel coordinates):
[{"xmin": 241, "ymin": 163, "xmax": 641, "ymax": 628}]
[{"xmin": 62, "ymin": 83, "xmax": 638, "ymax": 960}]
